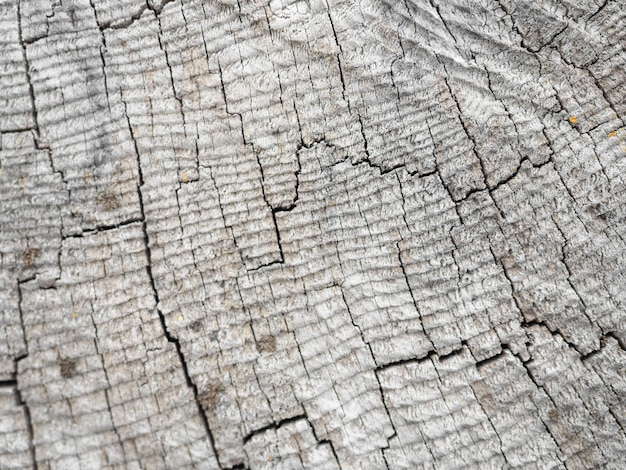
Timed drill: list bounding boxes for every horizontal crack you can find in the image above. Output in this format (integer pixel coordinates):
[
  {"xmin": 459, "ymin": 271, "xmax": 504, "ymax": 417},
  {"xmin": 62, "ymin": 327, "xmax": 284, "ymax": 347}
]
[
  {"xmin": 63, "ymin": 218, "xmax": 144, "ymax": 239},
  {"xmin": 242, "ymin": 414, "xmax": 307, "ymax": 444}
]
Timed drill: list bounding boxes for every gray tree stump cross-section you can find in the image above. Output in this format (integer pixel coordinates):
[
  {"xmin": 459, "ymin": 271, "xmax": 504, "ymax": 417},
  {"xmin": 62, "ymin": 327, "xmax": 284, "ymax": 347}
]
[{"xmin": 1, "ymin": 0, "xmax": 626, "ymax": 468}]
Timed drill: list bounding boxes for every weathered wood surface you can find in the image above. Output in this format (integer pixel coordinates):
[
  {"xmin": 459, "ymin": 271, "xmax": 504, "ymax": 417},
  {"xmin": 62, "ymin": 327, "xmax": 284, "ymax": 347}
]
[{"xmin": 1, "ymin": 0, "xmax": 626, "ymax": 468}]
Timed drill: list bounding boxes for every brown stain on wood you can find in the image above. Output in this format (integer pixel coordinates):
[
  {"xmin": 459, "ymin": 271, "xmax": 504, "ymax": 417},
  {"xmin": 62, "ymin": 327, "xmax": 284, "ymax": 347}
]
[
  {"xmin": 97, "ymin": 190, "xmax": 120, "ymax": 211},
  {"xmin": 59, "ymin": 358, "xmax": 77, "ymax": 378},
  {"xmin": 198, "ymin": 385, "xmax": 222, "ymax": 412},
  {"xmin": 256, "ymin": 335, "xmax": 276, "ymax": 353},
  {"xmin": 21, "ymin": 247, "xmax": 40, "ymax": 268}
]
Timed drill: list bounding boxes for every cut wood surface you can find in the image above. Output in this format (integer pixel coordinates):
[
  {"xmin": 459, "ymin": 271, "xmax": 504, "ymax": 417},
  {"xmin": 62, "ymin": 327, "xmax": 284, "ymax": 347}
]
[{"xmin": 1, "ymin": 0, "xmax": 626, "ymax": 468}]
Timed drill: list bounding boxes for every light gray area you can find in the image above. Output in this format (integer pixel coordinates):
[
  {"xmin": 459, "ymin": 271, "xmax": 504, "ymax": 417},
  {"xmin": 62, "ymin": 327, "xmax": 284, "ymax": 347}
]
[{"xmin": 1, "ymin": 0, "xmax": 625, "ymax": 468}]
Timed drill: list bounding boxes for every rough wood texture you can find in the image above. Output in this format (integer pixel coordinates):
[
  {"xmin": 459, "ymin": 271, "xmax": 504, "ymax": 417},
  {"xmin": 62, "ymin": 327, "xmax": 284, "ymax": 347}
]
[{"xmin": 2, "ymin": 0, "xmax": 626, "ymax": 468}]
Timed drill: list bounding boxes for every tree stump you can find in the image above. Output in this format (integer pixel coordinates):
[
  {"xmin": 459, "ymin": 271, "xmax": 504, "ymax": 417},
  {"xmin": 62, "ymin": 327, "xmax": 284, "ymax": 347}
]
[{"xmin": 1, "ymin": 0, "xmax": 625, "ymax": 468}]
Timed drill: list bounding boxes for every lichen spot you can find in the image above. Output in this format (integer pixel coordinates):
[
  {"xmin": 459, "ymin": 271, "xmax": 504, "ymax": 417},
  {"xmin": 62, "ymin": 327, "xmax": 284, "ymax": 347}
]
[
  {"xmin": 568, "ymin": 116, "xmax": 578, "ymax": 125},
  {"xmin": 182, "ymin": 172, "xmax": 188, "ymax": 183},
  {"xmin": 608, "ymin": 130, "xmax": 617, "ymax": 138}
]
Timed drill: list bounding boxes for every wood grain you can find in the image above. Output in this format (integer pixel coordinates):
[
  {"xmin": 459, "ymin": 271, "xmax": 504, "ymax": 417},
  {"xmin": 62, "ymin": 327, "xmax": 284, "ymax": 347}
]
[{"xmin": 2, "ymin": 0, "xmax": 625, "ymax": 468}]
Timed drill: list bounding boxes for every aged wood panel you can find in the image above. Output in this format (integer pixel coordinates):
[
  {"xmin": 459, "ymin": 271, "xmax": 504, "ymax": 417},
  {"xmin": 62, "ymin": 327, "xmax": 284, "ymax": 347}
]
[{"xmin": 2, "ymin": 0, "xmax": 625, "ymax": 468}]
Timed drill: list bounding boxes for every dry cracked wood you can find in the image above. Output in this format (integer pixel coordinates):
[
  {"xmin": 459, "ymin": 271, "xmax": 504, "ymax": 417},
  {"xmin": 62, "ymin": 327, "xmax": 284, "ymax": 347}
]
[{"xmin": 1, "ymin": 0, "xmax": 626, "ymax": 468}]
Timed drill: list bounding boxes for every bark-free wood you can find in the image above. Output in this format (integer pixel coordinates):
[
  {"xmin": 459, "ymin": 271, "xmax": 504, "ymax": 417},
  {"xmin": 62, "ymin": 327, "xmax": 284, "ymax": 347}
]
[{"xmin": 2, "ymin": 0, "xmax": 625, "ymax": 468}]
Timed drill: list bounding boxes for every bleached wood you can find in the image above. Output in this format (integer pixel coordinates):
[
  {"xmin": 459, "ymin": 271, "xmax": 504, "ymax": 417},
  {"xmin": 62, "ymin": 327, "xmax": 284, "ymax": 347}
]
[{"xmin": 2, "ymin": 0, "xmax": 625, "ymax": 468}]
